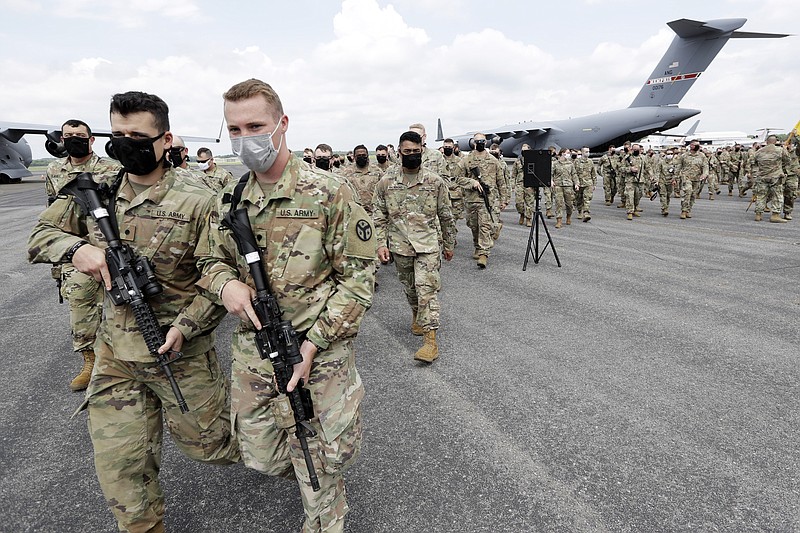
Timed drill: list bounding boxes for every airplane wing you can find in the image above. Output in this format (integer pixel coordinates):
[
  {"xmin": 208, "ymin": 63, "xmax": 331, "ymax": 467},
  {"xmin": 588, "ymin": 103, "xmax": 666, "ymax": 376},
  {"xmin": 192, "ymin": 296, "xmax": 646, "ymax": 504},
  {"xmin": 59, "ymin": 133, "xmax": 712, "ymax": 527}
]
[{"xmin": 0, "ymin": 121, "xmax": 219, "ymax": 143}]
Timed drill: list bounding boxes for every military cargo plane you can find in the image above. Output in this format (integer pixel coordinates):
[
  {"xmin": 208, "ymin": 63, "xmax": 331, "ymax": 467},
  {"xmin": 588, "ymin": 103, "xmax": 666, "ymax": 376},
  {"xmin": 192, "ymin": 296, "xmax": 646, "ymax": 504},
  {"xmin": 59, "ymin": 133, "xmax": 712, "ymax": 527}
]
[
  {"xmin": 438, "ymin": 18, "xmax": 789, "ymax": 156},
  {"xmin": 0, "ymin": 121, "xmax": 218, "ymax": 183}
]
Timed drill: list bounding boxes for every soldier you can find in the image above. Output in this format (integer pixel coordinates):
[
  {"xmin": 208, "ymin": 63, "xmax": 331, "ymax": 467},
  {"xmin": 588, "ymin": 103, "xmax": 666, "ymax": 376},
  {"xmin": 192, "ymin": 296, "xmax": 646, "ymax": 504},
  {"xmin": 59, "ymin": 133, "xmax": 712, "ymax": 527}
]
[
  {"xmin": 718, "ymin": 146, "xmax": 732, "ymax": 192},
  {"xmin": 373, "ymin": 130, "xmax": 455, "ymax": 363},
  {"xmin": 749, "ymin": 135, "xmax": 795, "ymax": 223},
  {"xmin": 655, "ymin": 148, "xmax": 679, "ymax": 216},
  {"xmin": 616, "ymin": 141, "xmax": 632, "ymax": 208},
  {"xmin": 622, "ymin": 143, "xmax": 649, "ymax": 220},
  {"xmin": 551, "ymin": 148, "xmax": 578, "ymax": 228},
  {"xmin": 489, "ymin": 143, "xmax": 510, "ymax": 238},
  {"xmin": 740, "ymin": 142, "xmax": 760, "ymax": 197},
  {"xmin": 408, "ymin": 123, "xmax": 446, "ymax": 177},
  {"xmin": 574, "ymin": 146, "xmax": 597, "ymax": 222},
  {"xmin": 331, "ymin": 153, "xmax": 343, "ymax": 170},
  {"xmin": 28, "ymin": 91, "xmax": 239, "ymax": 532},
  {"xmin": 674, "ymin": 140, "xmax": 709, "ymax": 219},
  {"xmin": 313, "ymin": 143, "xmax": 334, "ymax": 171},
  {"xmin": 544, "ymin": 146, "xmax": 557, "ymax": 217},
  {"xmin": 457, "ymin": 132, "xmax": 508, "ymax": 268},
  {"xmin": 728, "ymin": 144, "xmax": 744, "ymax": 196},
  {"xmin": 783, "ymin": 143, "xmax": 800, "ymax": 221},
  {"xmin": 43, "ymin": 119, "xmax": 121, "ymax": 391},
  {"xmin": 705, "ymin": 148, "xmax": 722, "ymax": 200},
  {"xmin": 375, "ymin": 144, "xmax": 392, "ymax": 173},
  {"xmin": 387, "ymin": 143, "xmax": 398, "ymax": 163},
  {"xmin": 197, "ymin": 146, "xmax": 234, "ymax": 193},
  {"xmin": 302, "ymin": 147, "xmax": 314, "ymax": 165},
  {"xmin": 340, "ymin": 144, "xmax": 383, "ymax": 214},
  {"xmin": 511, "ymin": 143, "xmax": 536, "ymax": 226},
  {"xmin": 198, "ymin": 79, "xmax": 375, "ymax": 532},
  {"xmin": 599, "ymin": 144, "xmax": 618, "ymax": 206},
  {"xmin": 441, "ymin": 138, "xmax": 465, "ymax": 223}
]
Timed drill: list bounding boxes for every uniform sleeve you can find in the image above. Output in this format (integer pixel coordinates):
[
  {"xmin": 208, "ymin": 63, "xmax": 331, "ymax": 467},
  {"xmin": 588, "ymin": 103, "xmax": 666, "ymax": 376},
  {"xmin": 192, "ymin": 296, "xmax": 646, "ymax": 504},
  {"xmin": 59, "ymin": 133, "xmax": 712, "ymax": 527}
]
[
  {"xmin": 194, "ymin": 195, "xmax": 243, "ymax": 302},
  {"xmin": 496, "ymin": 160, "xmax": 510, "ymax": 203},
  {"xmin": 27, "ymin": 196, "xmax": 90, "ymax": 265},
  {"xmin": 437, "ymin": 178, "xmax": 456, "ymax": 252},
  {"xmin": 372, "ymin": 177, "xmax": 389, "ymax": 246},
  {"xmin": 306, "ymin": 185, "xmax": 376, "ymax": 350}
]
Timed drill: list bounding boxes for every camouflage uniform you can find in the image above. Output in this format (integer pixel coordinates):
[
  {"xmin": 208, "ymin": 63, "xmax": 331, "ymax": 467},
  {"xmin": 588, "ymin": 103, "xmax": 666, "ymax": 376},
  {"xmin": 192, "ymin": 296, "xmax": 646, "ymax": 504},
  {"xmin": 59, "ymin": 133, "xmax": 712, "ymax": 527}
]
[
  {"xmin": 622, "ymin": 153, "xmax": 649, "ymax": 216},
  {"xmin": 675, "ymin": 150, "xmax": 709, "ymax": 216},
  {"xmin": 599, "ymin": 151, "xmax": 617, "ymax": 204},
  {"xmin": 656, "ymin": 156, "xmax": 679, "ymax": 214},
  {"xmin": 422, "ymin": 145, "xmax": 446, "ymax": 176},
  {"xmin": 551, "ymin": 157, "xmax": 577, "ymax": 220},
  {"xmin": 705, "ymin": 153, "xmax": 721, "ymax": 198},
  {"xmin": 511, "ymin": 157, "xmax": 535, "ymax": 223},
  {"xmin": 28, "ymin": 167, "xmax": 239, "ymax": 533},
  {"xmin": 718, "ymin": 149, "xmax": 732, "ymax": 185},
  {"xmin": 573, "ymin": 156, "xmax": 597, "ymax": 216},
  {"xmin": 729, "ymin": 149, "xmax": 744, "ymax": 194},
  {"xmin": 441, "ymin": 152, "xmax": 465, "ymax": 221},
  {"xmin": 615, "ymin": 150, "xmax": 628, "ymax": 207},
  {"xmin": 784, "ymin": 148, "xmax": 800, "ymax": 219},
  {"xmin": 749, "ymin": 144, "xmax": 795, "ymax": 217},
  {"xmin": 44, "ymin": 154, "xmax": 121, "ymax": 353},
  {"xmin": 339, "ymin": 163, "xmax": 383, "ymax": 215},
  {"xmin": 457, "ymin": 151, "xmax": 508, "ymax": 257},
  {"xmin": 202, "ymin": 163, "xmax": 235, "ymax": 193},
  {"xmin": 740, "ymin": 147, "xmax": 757, "ymax": 195},
  {"xmin": 197, "ymin": 155, "xmax": 376, "ymax": 533},
  {"xmin": 373, "ymin": 166, "xmax": 455, "ymax": 331}
]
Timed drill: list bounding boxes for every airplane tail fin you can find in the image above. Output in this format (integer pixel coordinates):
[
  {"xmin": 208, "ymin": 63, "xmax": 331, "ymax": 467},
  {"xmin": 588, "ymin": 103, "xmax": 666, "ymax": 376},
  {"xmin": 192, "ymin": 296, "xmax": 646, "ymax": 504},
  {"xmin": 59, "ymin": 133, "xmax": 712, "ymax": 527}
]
[
  {"xmin": 436, "ymin": 118, "xmax": 444, "ymax": 142},
  {"xmin": 628, "ymin": 18, "xmax": 789, "ymax": 108},
  {"xmin": 684, "ymin": 120, "xmax": 700, "ymax": 136}
]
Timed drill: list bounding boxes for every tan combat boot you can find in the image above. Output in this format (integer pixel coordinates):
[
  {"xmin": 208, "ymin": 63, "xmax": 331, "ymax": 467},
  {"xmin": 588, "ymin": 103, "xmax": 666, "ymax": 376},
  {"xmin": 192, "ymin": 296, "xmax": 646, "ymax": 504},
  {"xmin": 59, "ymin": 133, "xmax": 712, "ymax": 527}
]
[
  {"xmin": 414, "ymin": 330, "xmax": 439, "ymax": 363},
  {"xmin": 70, "ymin": 349, "xmax": 95, "ymax": 392},
  {"xmin": 526, "ymin": 218, "xmax": 532, "ymax": 227},
  {"xmin": 770, "ymin": 213, "xmax": 788, "ymax": 223},
  {"xmin": 555, "ymin": 217, "xmax": 563, "ymax": 228},
  {"xmin": 411, "ymin": 311, "xmax": 424, "ymax": 336},
  {"xmin": 680, "ymin": 211, "xmax": 687, "ymax": 219},
  {"xmin": 754, "ymin": 213, "xmax": 762, "ymax": 222},
  {"xmin": 685, "ymin": 211, "xmax": 692, "ymax": 218},
  {"xmin": 546, "ymin": 208, "xmax": 553, "ymax": 218},
  {"xmin": 582, "ymin": 212, "xmax": 591, "ymax": 222},
  {"xmin": 785, "ymin": 213, "xmax": 793, "ymax": 221},
  {"xmin": 566, "ymin": 214, "xmax": 572, "ymax": 225},
  {"xmin": 473, "ymin": 248, "xmax": 480, "ymax": 260},
  {"xmin": 518, "ymin": 214, "xmax": 525, "ymax": 225},
  {"xmin": 626, "ymin": 213, "xmax": 633, "ymax": 220},
  {"xmin": 477, "ymin": 254, "xmax": 488, "ymax": 269}
]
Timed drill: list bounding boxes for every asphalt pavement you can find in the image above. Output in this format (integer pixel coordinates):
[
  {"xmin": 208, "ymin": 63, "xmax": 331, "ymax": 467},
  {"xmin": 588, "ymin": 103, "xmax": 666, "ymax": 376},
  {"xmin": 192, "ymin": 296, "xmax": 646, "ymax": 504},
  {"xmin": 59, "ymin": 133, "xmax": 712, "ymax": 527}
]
[{"xmin": 1, "ymin": 173, "xmax": 799, "ymax": 533}]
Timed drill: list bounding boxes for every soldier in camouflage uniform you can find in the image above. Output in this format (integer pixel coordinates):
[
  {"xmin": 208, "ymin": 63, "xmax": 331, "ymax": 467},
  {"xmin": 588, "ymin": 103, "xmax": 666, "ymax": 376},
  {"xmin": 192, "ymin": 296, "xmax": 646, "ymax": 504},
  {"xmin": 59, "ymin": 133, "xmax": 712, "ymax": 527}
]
[
  {"xmin": 674, "ymin": 141, "xmax": 709, "ymax": 219},
  {"xmin": 28, "ymin": 92, "xmax": 239, "ymax": 533},
  {"xmin": 441, "ymin": 138, "xmax": 465, "ymax": 222},
  {"xmin": 197, "ymin": 146, "xmax": 234, "ymax": 193},
  {"xmin": 574, "ymin": 146, "xmax": 597, "ymax": 222},
  {"xmin": 340, "ymin": 144, "xmax": 383, "ymax": 215},
  {"xmin": 740, "ymin": 142, "xmax": 759, "ymax": 197},
  {"xmin": 718, "ymin": 146, "xmax": 732, "ymax": 191},
  {"xmin": 196, "ymin": 79, "xmax": 376, "ymax": 533},
  {"xmin": 456, "ymin": 133, "xmax": 509, "ymax": 268},
  {"xmin": 599, "ymin": 145, "xmax": 618, "ymax": 205},
  {"xmin": 704, "ymin": 149, "xmax": 722, "ymax": 199},
  {"xmin": 728, "ymin": 145, "xmax": 744, "ymax": 196},
  {"xmin": 622, "ymin": 144, "xmax": 649, "ymax": 220},
  {"xmin": 409, "ymin": 123, "xmax": 446, "ymax": 177},
  {"xmin": 784, "ymin": 143, "xmax": 800, "ymax": 221},
  {"xmin": 616, "ymin": 141, "xmax": 632, "ymax": 208},
  {"xmin": 655, "ymin": 149, "xmax": 679, "ymax": 216},
  {"xmin": 375, "ymin": 144, "xmax": 392, "ymax": 174},
  {"xmin": 489, "ymin": 144, "xmax": 511, "ymax": 239},
  {"xmin": 748, "ymin": 135, "xmax": 796, "ymax": 223},
  {"xmin": 44, "ymin": 119, "xmax": 122, "ymax": 391},
  {"xmin": 373, "ymin": 130, "xmax": 455, "ymax": 363},
  {"xmin": 551, "ymin": 149, "xmax": 578, "ymax": 228},
  {"xmin": 511, "ymin": 144, "xmax": 536, "ymax": 226}
]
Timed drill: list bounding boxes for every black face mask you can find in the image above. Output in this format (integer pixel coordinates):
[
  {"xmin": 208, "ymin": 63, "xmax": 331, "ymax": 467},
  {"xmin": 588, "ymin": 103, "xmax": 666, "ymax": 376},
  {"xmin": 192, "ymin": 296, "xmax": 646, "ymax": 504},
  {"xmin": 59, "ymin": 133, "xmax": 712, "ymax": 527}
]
[
  {"xmin": 475, "ymin": 141, "xmax": 486, "ymax": 152},
  {"xmin": 735, "ymin": 147, "xmax": 740, "ymax": 152},
  {"xmin": 632, "ymin": 150, "xmax": 640, "ymax": 156},
  {"xmin": 315, "ymin": 158, "xmax": 331, "ymax": 171},
  {"xmin": 376, "ymin": 154, "xmax": 387, "ymax": 164},
  {"xmin": 355, "ymin": 155, "xmax": 369, "ymax": 168},
  {"xmin": 571, "ymin": 154, "xmax": 577, "ymax": 159},
  {"xmin": 333, "ymin": 160, "xmax": 341, "ymax": 168},
  {"xmin": 402, "ymin": 153, "xmax": 422, "ymax": 170},
  {"xmin": 303, "ymin": 156, "xmax": 313, "ymax": 164},
  {"xmin": 111, "ymin": 133, "xmax": 165, "ymax": 176},
  {"xmin": 691, "ymin": 145, "xmax": 700, "ymax": 152},
  {"xmin": 443, "ymin": 147, "xmax": 453, "ymax": 157},
  {"xmin": 347, "ymin": 155, "xmax": 353, "ymax": 163},
  {"xmin": 168, "ymin": 147, "xmax": 185, "ymax": 167},
  {"xmin": 63, "ymin": 136, "xmax": 91, "ymax": 158}
]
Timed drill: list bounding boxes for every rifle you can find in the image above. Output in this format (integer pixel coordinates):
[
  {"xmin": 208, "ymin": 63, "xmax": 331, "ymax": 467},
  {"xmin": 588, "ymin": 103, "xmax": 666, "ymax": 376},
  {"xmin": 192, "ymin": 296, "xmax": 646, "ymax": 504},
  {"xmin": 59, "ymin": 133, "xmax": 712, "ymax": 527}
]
[
  {"xmin": 746, "ymin": 193, "xmax": 757, "ymax": 212},
  {"xmin": 221, "ymin": 188, "xmax": 320, "ymax": 492},
  {"xmin": 47, "ymin": 194, "xmax": 65, "ymax": 303},
  {"xmin": 649, "ymin": 183, "xmax": 660, "ymax": 201},
  {"xmin": 60, "ymin": 173, "xmax": 189, "ymax": 413},
  {"xmin": 469, "ymin": 167, "xmax": 495, "ymax": 222}
]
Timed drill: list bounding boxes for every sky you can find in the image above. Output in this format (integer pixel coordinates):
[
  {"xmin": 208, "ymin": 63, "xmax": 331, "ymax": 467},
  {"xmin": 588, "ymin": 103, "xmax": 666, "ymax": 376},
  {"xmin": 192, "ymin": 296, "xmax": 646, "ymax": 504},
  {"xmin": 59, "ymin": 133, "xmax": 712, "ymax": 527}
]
[{"xmin": 1, "ymin": 0, "xmax": 797, "ymax": 159}]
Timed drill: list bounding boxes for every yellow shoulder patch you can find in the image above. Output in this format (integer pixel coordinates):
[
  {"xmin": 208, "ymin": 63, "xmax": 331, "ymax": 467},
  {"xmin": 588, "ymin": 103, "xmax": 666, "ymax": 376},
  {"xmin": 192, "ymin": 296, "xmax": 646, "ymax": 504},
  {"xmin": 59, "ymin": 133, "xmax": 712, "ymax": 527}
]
[{"xmin": 343, "ymin": 201, "xmax": 377, "ymax": 260}]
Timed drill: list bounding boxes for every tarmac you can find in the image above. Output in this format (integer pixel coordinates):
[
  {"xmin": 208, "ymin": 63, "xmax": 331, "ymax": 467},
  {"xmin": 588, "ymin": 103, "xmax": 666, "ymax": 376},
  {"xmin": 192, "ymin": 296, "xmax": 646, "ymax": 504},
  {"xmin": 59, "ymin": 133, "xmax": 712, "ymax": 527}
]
[{"xmin": 1, "ymin": 172, "xmax": 799, "ymax": 532}]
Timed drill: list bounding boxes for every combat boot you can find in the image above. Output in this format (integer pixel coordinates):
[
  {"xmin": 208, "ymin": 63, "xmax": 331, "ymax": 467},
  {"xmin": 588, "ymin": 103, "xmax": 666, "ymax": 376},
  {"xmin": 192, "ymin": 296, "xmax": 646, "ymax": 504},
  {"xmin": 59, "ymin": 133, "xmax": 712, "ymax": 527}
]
[
  {"xmin": 680, "ymin": 211, "xmax": 687, "ymax": 219},
  {"xmin": 605, "ymin": 200, "xmax": 611, "ymax": 206},
  {"xmin": 473, "ymin": 248, "xmax": 480, "ymax": 260},
  {"xmin": 769, "ymin": 213, "xmax": 788, "ymax": 223},
  {"xmin": 526, "ymin": 218, "xmax": 532, "ymax": 227},
  {"xmin": 518, "ymin": 214, "xmax": 525, "ymax": 225},
  {"xmin": 566, "ymin": 215, "xmax": 572, "ymax": 225},
  {"xmin": 661, "ymin": 209, "xmax": 668, "ymax": 217},
  {"xmin": 576, "ymin": 212, "xmax": 584, "ymax": 220},
  {"xmin": 685, "ymin": 211, "xmax": 692, "ymax": 218},
  {"xmin": 70, "ymin": 349, "xmax": 95, "ymax": 392},
  {"xmin": 411, "ymin": 311, "xmax": 424, "ymax": 336},
  {"xmin": 555, "ymin": 217, "xmax": 563, "ymax": 228},
  {"xmin": 709, "ymin": 193, "xmax": 714, "ymax": 200},
  {"xmin": 728, "ymin": 191, "xmax": 733, "ymax": 196},
  {"xmin": 582, "ymin": 212, "xmax": 591, "ymax": 222},
  {"xmin": 477, "ymin": 254, "xmax": 488, "ymax": 269},
  {"xmin": 616, "ymin": 203, "xmax": 626, "ymax": 208},
  {"xmin": 633, "ymin": 211, "xmax": 641, "ymax": 217},
  {"xmin": 626, "ymin": 213, "xmax": 633, "ymax": 220},
  {"xmin": 414, "ymin": 330, "xmax": 439, "ymax": 363},
  {"xmin": 546, "ymin": 208, "xmax": 553, "ymax": 218},
  {"xmin": 785, "ymin": 213, "xmax": 793, "ymax": 221},
  {"xmin": 754, "ymin": 213, "xmax": 762, "ymax": 222}
]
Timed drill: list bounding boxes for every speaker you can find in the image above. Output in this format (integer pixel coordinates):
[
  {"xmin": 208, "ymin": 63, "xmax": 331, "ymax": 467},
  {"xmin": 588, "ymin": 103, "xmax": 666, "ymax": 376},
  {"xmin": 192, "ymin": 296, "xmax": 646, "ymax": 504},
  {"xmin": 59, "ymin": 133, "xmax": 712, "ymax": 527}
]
[{"xmin": 522, "ymin": 149, "xmax": 552, "ymax": 188}]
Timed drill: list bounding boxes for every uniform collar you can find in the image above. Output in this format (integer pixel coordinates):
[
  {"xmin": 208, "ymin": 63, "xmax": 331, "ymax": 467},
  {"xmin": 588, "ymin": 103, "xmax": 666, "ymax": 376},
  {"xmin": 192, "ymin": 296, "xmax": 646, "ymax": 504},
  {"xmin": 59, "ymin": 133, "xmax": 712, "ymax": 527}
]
[
  {"xmin": 240, "ymin": 154, "xmax": 302, "ymax": 210},
  {"xmin": 117, "ymin": 166, "xmax": 176, "ymax": 210}
]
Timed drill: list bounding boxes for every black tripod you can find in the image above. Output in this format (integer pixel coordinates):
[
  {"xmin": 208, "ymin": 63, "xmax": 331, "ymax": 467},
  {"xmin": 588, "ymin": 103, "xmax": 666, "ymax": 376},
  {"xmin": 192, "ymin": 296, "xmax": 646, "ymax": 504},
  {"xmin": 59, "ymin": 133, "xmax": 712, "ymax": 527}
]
[{"xmin": 523, "ymin": 187, "xmax": 561, "ymax": 270}]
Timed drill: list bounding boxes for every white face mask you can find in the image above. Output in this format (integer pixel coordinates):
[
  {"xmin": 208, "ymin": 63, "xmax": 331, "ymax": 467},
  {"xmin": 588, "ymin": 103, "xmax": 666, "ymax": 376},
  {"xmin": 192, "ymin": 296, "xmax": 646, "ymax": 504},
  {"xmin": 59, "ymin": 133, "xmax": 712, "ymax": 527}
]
[
  {"xmin": 231, "ymin": 120, "xmax": 283, "ymax": 173},
  {"xmin": 197, "ymin": 160, "xmax": 211, "ymax": 171}
]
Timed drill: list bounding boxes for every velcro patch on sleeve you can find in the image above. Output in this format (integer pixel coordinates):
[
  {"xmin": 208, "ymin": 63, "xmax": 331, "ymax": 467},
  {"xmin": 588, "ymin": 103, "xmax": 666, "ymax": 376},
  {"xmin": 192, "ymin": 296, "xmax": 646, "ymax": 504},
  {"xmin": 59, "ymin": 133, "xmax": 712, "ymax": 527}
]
[{"xmin": 343, "ymin": 201, "xmax": 377, "ymax": 259}]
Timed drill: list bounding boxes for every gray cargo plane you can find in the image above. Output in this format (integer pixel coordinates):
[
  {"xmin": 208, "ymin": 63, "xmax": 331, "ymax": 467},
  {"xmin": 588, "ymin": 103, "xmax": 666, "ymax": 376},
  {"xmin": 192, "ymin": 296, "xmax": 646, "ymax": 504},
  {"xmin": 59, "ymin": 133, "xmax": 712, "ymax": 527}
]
[
  {"xmin": 0, "ymin": 121, "xmax": 218, "ymax": 183},
  {"xmin": 438, "ymin": 18, "xmax": 789, "ymax": 155}
]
